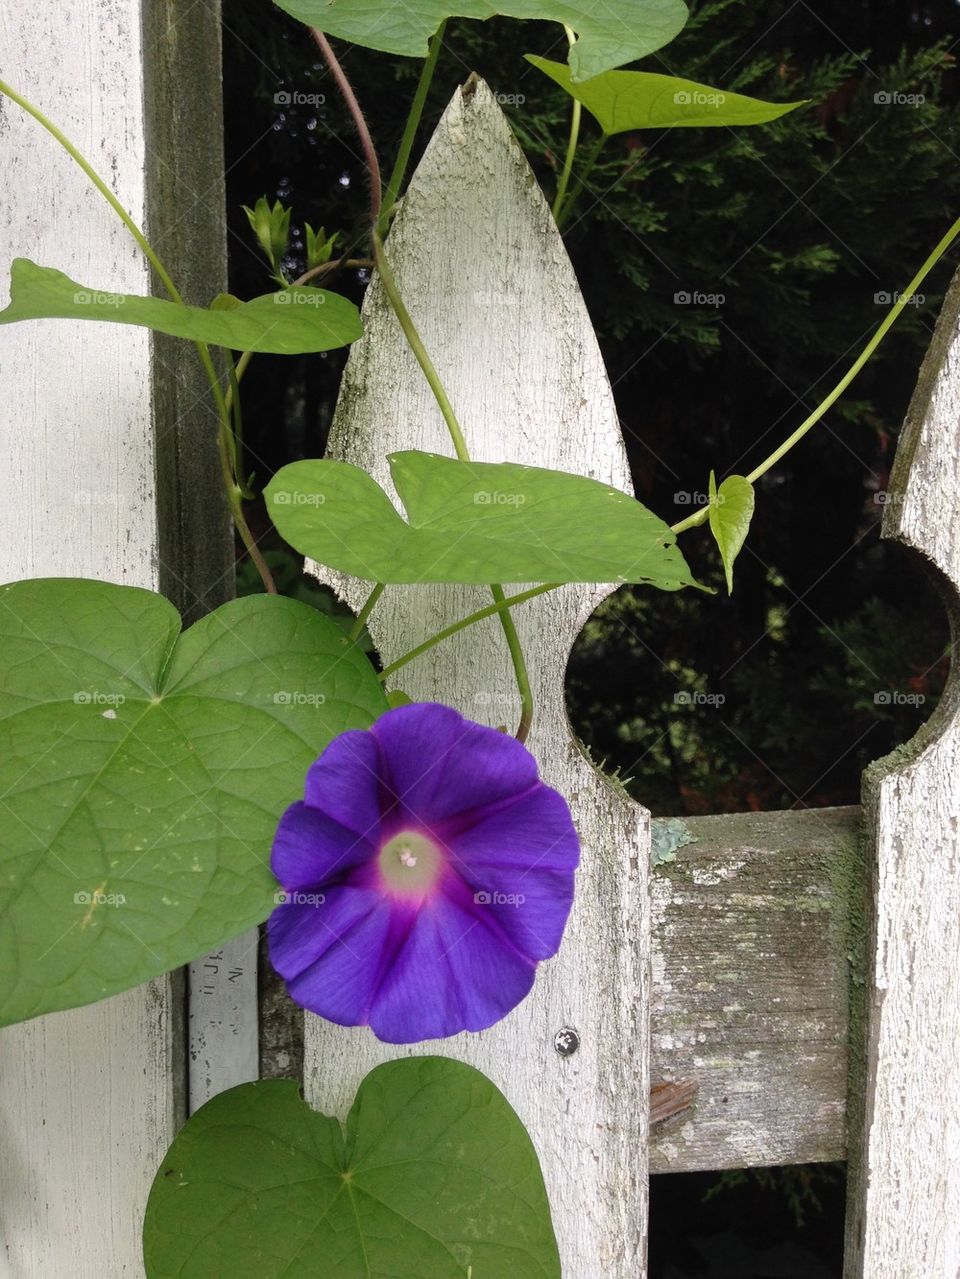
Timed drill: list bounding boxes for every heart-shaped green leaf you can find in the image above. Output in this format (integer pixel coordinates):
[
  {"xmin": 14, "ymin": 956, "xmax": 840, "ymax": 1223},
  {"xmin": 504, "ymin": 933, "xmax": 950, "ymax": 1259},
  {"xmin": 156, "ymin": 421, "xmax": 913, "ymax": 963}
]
[
  {"xmin": 266, "ymin": 450, "xmax": 699, "ymax": 590},
  {"xmin": 708, "ymin": 471, "xmax": 755, "ymax": 594},
  {"xmin": 526, "ymin": 56, "xmax": 807, "ymax": 135},
  {"xmin": 0, "ymin": 259, "xmax": 363, "ymax": 354},
  {"xmin": 143, "ymin": 1058, "xmax": 560, "ymax": 1278},
  {"xmin": 0, "ymin": 579, "xmax": 387, "ymax": 1026},
  {"xmin": 274, "ymin": 0, "xmax": 688, "ymax": 82}
]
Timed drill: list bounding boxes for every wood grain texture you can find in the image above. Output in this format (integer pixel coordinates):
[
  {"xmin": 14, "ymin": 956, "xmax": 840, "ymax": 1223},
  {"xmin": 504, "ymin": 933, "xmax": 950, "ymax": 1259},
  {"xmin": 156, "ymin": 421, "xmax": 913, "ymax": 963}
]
[
  {"xmin": 0, "ymin": 0, "xmax": 225, "ymax": 1272},
  {"xmin": 306, "ymin": 78, "xmax": 651, "ymax": 1277},
  {"xmin": 650, "ymin": 807, "xmax": 860, "ymax": 1173},
  {"xmin": 843, "ymin": 269, "xmax": 960, "ymax": 1277}
]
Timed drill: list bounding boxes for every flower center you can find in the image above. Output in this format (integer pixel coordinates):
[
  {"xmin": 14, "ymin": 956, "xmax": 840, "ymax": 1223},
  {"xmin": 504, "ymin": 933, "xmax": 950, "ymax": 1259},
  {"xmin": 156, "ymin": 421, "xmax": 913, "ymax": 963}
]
[{"xmin": 378, "ymin": 830, "xmax": 443, "ymax": 899}]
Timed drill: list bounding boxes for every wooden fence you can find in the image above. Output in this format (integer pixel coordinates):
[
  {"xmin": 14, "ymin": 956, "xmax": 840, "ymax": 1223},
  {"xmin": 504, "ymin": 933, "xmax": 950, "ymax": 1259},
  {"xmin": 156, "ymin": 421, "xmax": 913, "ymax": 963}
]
[{"xmin": 1, "ymin": 5, "xmax": 958, "ymax": 1275}]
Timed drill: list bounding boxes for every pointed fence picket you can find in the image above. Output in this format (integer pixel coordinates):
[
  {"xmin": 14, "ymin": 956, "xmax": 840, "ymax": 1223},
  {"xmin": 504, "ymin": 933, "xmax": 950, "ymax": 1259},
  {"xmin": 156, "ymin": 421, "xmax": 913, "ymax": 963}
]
[{"xmin": 1, "ymin": 14, "xmax": 959, "ymax": 1268}]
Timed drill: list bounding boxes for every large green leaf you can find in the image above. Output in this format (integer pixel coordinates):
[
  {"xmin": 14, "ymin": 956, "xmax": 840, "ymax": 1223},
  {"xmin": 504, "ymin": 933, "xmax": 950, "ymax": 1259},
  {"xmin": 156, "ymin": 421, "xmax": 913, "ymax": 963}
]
[
  {"xmin": 266, "ymin": 450, "xmax": 699, "ymax": 589},
  {"xmin": 526, "ymin": 56, "xmax": 807, "ymax": 134},
  {"xmin": 0, "ymin": 579, "xmax": 387, "ymax": 1026},
  {"xmin": 708, "ymin": 471, "xmax": 755, "ymax": 594},
  {"xmin": 143, "ymin": 1059, "xmax": 560, "ymax": 1278},
  {"xmin": 274, "ymin": 0, "xmax": 688, "ymax": 82},
  {"xmin": 0, "ymin": 259, "xmax": 363, "ymax": 354}
]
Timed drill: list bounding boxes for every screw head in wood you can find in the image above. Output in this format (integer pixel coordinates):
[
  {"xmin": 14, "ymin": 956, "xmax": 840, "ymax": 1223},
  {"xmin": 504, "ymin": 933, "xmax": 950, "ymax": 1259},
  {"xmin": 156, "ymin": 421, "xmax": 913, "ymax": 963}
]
[{"xmin": 554, "ymin": 1026, "xmax": 580, "ymax": 1057}]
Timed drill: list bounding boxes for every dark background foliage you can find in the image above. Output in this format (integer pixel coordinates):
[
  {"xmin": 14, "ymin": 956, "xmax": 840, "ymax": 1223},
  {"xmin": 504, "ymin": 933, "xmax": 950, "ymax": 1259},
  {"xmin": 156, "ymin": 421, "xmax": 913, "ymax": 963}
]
[
  {"xmin": 221, "ymin": 2, "xmax": 958, "ymax": 1271},
  {"xmin": 224, "ymin": 0, "xmax": 953, "ymax": 821}
]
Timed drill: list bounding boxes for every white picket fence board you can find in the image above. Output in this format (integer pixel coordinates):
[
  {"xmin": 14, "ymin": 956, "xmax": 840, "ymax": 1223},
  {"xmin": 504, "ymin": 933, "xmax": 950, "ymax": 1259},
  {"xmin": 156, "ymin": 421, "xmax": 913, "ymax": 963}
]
[
  {"xmin": 843, "ymin": 269, "xmax": 960, "ymax": 1277},
  {"xmin": 0, "ymin": 4, "xmax": 173, "ymax": 1274},
  {"xmin": 307, "ymin": 78, "xmax": 651, "ymax": 1277},
  {"xmin": 0, "ymin": 0, "xmax": 228, "ymax": 1273}
]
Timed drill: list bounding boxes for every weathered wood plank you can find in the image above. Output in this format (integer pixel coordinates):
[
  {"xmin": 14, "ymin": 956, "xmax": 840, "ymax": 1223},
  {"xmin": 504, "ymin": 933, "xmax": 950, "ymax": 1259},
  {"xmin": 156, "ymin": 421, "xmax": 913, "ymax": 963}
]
[
  {"xmin": 843, "ymin": 269, "xmax": 960, "ymax": 1277},
  {"xmin": 0, "ymin": 0, "xmax": 227, "ymax": 1272},
  {"xmin": 650, "ymin": 807, "xmax": 860, "ymax": 1173},
  {"xmin": 307, "ymin": 78, "xmax": 651, "ymax": 1277}
]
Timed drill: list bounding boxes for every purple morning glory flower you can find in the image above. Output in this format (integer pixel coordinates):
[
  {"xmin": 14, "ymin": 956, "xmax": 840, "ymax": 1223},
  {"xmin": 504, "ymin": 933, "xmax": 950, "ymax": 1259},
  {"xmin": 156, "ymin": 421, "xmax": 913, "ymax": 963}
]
[{"xmin": 268, "ymin": 701, "xmax": 580, "ymax": 1043}]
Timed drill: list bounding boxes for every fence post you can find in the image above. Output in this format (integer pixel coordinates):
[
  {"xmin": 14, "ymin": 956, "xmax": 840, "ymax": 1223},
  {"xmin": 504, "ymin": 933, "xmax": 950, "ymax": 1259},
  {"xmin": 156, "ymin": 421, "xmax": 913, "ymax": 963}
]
[
  {"xmin": 844, "ymin": 267, "xmax": 960, "ymax": 1276},
  {"xmin": 306, "ymin": 78, "xmax": 652, "ymax": 1276},
  {"xmin": 0, "ymin": 0, "xmax": 230, "ymax": 1271}
]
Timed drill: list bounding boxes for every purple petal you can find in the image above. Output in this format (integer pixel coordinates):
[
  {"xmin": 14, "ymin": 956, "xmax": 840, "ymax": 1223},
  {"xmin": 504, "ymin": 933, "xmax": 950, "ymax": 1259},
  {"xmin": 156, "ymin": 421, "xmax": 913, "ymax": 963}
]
[
  {"xmin": 442, "ymin": 786, "xmax": 579, "ymax": 959},
  {"xmin": 368, "ymin": 894, "xmax": 536, "ymax": 1043},
  {"xmin": 268, "ymin": 886, "xmax": 398, "ymax": 1028},
  {"xmin": 271, "ymin": 802, "xmax": 376, "ymax": 891},
  {"xmin": 303, "ymin": 729, "xmax": 383, "ymax": 837},
  {"xmin": 372, "ymin": 702, "xmax": 539, "ymax": 825}
]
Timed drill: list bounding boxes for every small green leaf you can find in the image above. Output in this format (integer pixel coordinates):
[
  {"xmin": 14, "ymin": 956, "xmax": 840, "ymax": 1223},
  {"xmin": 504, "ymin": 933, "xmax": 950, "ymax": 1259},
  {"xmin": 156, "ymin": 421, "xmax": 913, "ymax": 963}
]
[
  {"xmin": 143, "ymin": 1059, "xmax": 560, "ymax": 1278},
  {"xmin": 305, "ymin": 223, "xmax": 339, "ymax": 271},
  {"xmin": 708, "ymin": 471, "xmax": 755, "ymax": 594},
  {"xmin": 266, "ymin": 450, "xmax": 700, "ymax": 590},
  {"xmin": 0, "ymin": 259, "xmax": 362, "ymax": 354},
  {"xmin": 386, "ymin": 689, "xmax": 414, "ymax": 708},
  {"xmin": 274, "ymin": 0, "xmax": 688, "ymax": 82},
  {"xmin": 526, "ymin": 57, "xmax": 807, "ymax": 135},
  {"xmin": 242, "ymin": 196, "xmax": 292, "ymax": 271},
  {"xmin": 0, "ymin": 579, "xmax": 387, "ymax": 1026}
]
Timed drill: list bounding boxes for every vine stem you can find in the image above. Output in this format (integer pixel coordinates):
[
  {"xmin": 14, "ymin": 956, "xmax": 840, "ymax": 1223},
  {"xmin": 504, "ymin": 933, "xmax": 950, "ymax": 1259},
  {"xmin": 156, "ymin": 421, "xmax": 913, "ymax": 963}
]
[
  {"xmin": 378, "ymin": 22, "xmax": 447, "ymax": 237},
  {"xmin": 224, "ymin": 256, "xmax": 373, "ymax": 419},
  {"xmin": 349, "ymin": 582, "xmax": 385, "ymax": 641},
  {"xmin": 670, "ymin": 209, "xmax": 960, "ymax": 536},
  {"xmin": 551, "ymin": 26, "xmax": 582, "ymax": 222},
  {"xmin": 310, "ymin": 29, "xmax": 382, "ymax": 224},
  {"xmin": 371, "ymin": 232, "xmax": 535, "ymax": 739},
  {"xmin": 371, "ymin": 232, "xmax": 470, "ymax": 460},
  {"xmin": 0, "ymin": 77, "xmax": 277, "ymax": 593},
  {"xmin": 555, "ymin": 130, "xmax": 607, "ymax": 231},
  {"xmin": 378, "ymin": 584, "xmax": 559, "ymax": 681}
]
